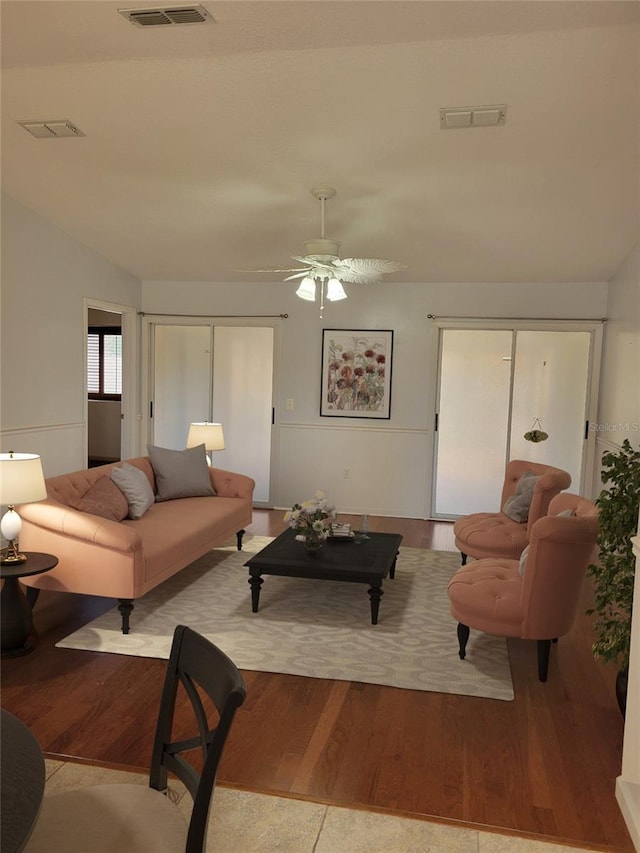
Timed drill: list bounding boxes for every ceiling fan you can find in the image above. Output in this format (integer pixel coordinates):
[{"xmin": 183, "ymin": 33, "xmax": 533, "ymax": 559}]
[{"xmin": 243, "ymin": 186, "xmax": 406, "ymax": 308}]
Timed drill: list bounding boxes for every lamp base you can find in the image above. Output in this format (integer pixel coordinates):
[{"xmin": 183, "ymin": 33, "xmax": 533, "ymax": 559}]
[{"xmin": 1, "ymin": 544, "xmax": 27, "ymax": 565}]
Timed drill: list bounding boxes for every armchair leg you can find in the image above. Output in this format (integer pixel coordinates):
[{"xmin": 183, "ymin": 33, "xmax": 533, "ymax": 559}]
[
  {"xmin": 460, "ymin": 552, "xmax": 467, "ymax": 566},
  {"xmin": 537, "ymin": 639, "xmax": 551, "ymax": 682},
  {"xmin": 236, "ymin": 529, "xmax": 245, "ymax": 551},
  {"xmin": 457, "ymin": 623, "xmax": 470, "ymax": 659}
]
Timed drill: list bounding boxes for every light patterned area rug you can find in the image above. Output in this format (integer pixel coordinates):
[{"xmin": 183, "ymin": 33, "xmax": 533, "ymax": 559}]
[{"xmin": 57, "ymin": 536, "xmax": 514, "ymax": 700}]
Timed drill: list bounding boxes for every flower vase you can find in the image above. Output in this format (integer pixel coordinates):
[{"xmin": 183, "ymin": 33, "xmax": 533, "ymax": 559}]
[{"xmin": 303, "ymin": 533, "xmax": 323, "ymax": 554}]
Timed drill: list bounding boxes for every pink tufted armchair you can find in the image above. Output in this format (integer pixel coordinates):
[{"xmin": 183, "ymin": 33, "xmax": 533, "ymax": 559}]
[
  {"xmin": 453, "ymin": 459, "xmax": 572, "ymax": 566},
  {"xmin": 447, "ymin": 493, "xmax": 599, "ymax": 681}
]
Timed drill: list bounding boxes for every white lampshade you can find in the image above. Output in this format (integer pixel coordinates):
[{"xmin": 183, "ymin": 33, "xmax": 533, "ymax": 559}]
[
  {"xmin": 296, "ymin": 276, "xmax": 317, "ymax": 301},
  {"xmin": 0, "ymin": 453, "xmax": 47, "ymax": 505},
  {"xmin": 326, "ymin": 277, "xmax": 347, "ymax": 301},
  {"xmin": 186, "ymin": 423, "xmax": 225, "ymax": 452}
]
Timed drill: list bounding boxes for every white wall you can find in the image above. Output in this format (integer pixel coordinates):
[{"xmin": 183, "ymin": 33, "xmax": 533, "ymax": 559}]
[
  {"xmin": 142, "ymin": 278, "xmax": 608, "ymax": 516},
  {"xmin": 597, "ymin": 243, "xmax": 640, "ymax": 439},
  {"xmin": 0, "ymin": 194, "xmax": 140, "ymax": 475},
  {"xmin": 618, "ymin": 529, "xmax": 640, "ymax": 853},
  {"xmin": 602, "ymin": 244, "xmax": 640, "ymax": 852}
]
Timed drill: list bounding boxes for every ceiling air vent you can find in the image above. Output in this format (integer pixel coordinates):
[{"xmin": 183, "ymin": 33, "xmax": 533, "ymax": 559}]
[
  {"xmin": 18, "ymin": 120, "xmax": 86, "ymax": 139},
  {"xmin": 440, "ymin": 105, "xmax": 507, "ymax": 129},
  {"xmin": 118, "ymin": 5, "xmax": 213, "ymax": 27}
]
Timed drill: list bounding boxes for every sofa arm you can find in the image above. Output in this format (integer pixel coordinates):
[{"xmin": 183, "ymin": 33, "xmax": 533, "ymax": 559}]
[
  {"xmin": 18, "ymin": 499, "xmax": 142, "ymax": 553},
  {"xmin": 210, "ymin": 468, "xmax": 255, "ymax": 502}
]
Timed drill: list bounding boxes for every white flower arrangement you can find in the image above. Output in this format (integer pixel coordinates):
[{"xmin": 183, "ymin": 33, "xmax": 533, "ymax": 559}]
[{"xmin": 284, "ymin": 490, "xmax": 336, "ymax": 541}]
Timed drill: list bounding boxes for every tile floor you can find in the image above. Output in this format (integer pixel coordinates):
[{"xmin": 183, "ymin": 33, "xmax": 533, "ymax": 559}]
[{"xmin": 42, "ymin": 758, "xmax": 610, "ymax": 852}]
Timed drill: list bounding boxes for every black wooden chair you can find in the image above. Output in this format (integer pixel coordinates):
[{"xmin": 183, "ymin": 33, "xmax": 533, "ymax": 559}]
[{"xmin": 25, "ymin": 625, "xmax": 247, "ymax": 853}]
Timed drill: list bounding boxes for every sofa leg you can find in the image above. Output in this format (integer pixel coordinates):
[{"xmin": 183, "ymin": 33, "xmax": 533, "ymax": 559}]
[
  {"xmin": 118, "ymin": 599, "xmax": 134, "ymax": 634},
  {"xmin": 236, "ymin": 529, "xmax": 245, "ymax": 551},
  {"xmin": 460, "ymin": 552, "xmax": 467, "ymax": 566},
  {"xmin": 537, "ymin": 639, "xmax": 551, "ymax": 682},
  {"xmin": 457, "ymin": 623, "xmax": 470, "ymax": 659}
]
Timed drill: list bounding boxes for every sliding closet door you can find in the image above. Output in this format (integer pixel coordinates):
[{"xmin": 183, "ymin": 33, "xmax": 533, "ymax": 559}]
[
  {"xmin": 433, "ymin": 329, "xmax": 512, "ymax": 516},
  {"xmin": 432, "ymin": 326, "xmax": 596, "ymax": 518},
  {"xmin": 509, "ymin": 331, "xmax": 590, "ymax": 488},
  {"xmin": 150, "ymin": 321, "xmax": 275, "ymax": 504},
  {"xmin": 153, "ymin": 325, "xmax": 211, "ymax": 449},
  {"xmin": 212, "ymin": 326, "xmax": 273, "ymax": 502}
]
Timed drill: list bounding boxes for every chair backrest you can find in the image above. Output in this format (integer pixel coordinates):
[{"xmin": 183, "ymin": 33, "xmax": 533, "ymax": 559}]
[
  {"xmin": 149, "ymin": 625, "xmax": 247, "ymax": 853},
  {"xmin": 519, "ymin": 508, "xmax": 599, "ymax": 641},
  {"xmin": 548, "ymin": 491, "xmax": 599, "ymax": 522},
  {"xmin": 500, "ymin": 460, "xmax": 572, "ymax": 534}
]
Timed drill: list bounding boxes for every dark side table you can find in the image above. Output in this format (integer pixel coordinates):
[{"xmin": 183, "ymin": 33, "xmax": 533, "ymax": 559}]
[{"xmin": 1, "ymin": 552, "xmax": 57, "ymax": 657}]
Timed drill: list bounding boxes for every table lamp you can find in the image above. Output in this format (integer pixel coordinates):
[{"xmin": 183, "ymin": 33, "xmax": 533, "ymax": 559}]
[
  {"xmin": 186, "ymin": 422, "xmax": 225, "ymax": 466},
  {"xmin": 0, "ymin": 452, "xmax": 47, "ymax": 564}
]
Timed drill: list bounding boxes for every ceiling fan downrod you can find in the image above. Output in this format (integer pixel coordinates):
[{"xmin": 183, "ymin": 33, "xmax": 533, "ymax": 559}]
[
  {"xmin": 311, "ymin": 185, "xmax": 336, "ymax": 241},
  {"xmin": 305, "ymin": 186, "xmax": 341, "ymax": 260}
]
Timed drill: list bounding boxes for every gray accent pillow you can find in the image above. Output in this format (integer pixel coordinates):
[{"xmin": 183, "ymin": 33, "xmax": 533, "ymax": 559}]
[
  {"xmin": 147, "ymin": 444, "xmax": 215, "ymax": 502},
  {"xmin": 111, "ymin": 462, "xmax": 155, "ymax": 519},
  {"xmin": 503, "ymin": 471, "xmax": 540, "ymax": 523},
  {"xmin": 557, "ymin": 508, "xmax": 575, "ymax": 517}
]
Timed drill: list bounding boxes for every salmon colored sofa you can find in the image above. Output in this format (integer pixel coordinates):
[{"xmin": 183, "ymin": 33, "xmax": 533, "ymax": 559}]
[{"xmin": 18, "ymin": 457, "xmax": 255, "ymax": 634}]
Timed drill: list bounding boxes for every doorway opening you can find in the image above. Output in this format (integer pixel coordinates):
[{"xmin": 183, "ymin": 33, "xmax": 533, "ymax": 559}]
[
  {"xmin": 84, "ymin": 299, "xmax": 138, "ymax": 468},
  {"xmin": 87, "ymin": 308, "xmax": 122, "ymax": 466}
]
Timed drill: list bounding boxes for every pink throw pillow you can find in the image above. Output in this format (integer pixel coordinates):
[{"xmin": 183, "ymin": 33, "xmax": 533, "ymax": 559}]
[{"xmin": 70, "ymin": 476, "xmax": 128, "ymax": 522}]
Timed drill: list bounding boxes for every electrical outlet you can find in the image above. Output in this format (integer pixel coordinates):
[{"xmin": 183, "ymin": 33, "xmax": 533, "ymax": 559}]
[
  {"xmin": 343, "ymin": 468, "xmax": 351, "ymax": 479},
  {"xmin": 286, "ymin": 398, "xmax": 294, "ymax": 411}
]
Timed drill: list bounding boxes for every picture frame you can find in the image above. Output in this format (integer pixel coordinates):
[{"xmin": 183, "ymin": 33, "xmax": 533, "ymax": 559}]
[{"xmin": 320, "ymin": 329, "xmax": 394, "ymax": 419}]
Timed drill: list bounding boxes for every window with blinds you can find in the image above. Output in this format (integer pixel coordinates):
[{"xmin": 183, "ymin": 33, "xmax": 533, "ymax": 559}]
[{"xmin": 88, "ymin": 327, "xmax": 122, "ymax": 399}]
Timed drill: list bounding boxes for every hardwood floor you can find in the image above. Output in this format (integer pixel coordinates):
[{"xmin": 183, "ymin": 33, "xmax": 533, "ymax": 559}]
[{"xmin": 1, "ymin": 511, "xmax": 632, "ymax": 851}]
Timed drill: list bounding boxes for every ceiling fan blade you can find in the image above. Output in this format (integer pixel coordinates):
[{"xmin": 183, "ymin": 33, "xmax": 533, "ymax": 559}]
[
  {"xmin": 333, "ymin": 257, "xmax": 407, "ymax": 284},
  {"xmin": 340, "ymin": 258, "xmax": 407, "ymax": 274},
  {"xmin": 237, "ymin": 265, "xmax": 311, "ymax": 273},
  {"xmin": 283, "ymin": 270, "xmax": 312, "ymax": 281}
]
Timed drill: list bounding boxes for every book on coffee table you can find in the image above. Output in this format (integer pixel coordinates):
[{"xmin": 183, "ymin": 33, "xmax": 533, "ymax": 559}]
[{"xmin": 330, "ymin": 523, "xmax": 354, "ymax": 539}]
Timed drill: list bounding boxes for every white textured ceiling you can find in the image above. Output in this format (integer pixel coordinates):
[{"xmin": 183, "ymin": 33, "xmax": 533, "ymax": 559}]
[{"xmin": 1, "ymin": 0, "xmax": 639, "ymax": 284}]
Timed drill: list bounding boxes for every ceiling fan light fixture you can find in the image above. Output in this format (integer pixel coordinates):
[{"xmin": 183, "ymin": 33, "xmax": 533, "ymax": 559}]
[
  {"xmin": 296, "ymin": 276, "xmax": 316, "ymax": 301},
  {"xmin": 326, "ymin": 277, "xmax": 347, "ymax": 301}
]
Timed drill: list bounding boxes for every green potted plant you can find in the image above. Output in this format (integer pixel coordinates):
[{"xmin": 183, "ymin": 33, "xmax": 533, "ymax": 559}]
[{"xmin": 588, "ymin": 438, "xmax": 640, "ymax": 715}]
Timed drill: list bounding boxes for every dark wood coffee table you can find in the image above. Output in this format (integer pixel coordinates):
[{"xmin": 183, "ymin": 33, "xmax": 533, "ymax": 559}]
[{"xmin": 244, "ymin": 528, "xmax": 402, "ymax": 624}]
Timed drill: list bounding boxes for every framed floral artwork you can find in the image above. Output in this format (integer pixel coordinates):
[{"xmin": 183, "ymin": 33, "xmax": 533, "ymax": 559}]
[{"xmin": 320, "ymin": 329, "xmax": 394, "ymax": 418}]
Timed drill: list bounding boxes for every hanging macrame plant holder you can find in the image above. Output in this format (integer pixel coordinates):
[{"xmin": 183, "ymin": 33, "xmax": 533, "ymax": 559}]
[{"xmin": 524, "ymin": 417, "xmax": 549, "ymax": 443}]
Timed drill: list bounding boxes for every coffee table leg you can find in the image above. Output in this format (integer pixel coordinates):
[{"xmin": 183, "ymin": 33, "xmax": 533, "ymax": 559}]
[
  {"xmin": 390, "ymin": 550, "xmax": 399, "ymax": 580},
  {"xmin": 368, "ymin": 583, "xmax": 384, "ymax": 625},
  {"xmin": 248, "ymin": 574, "xmax": 263, "ymax": 612}
]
